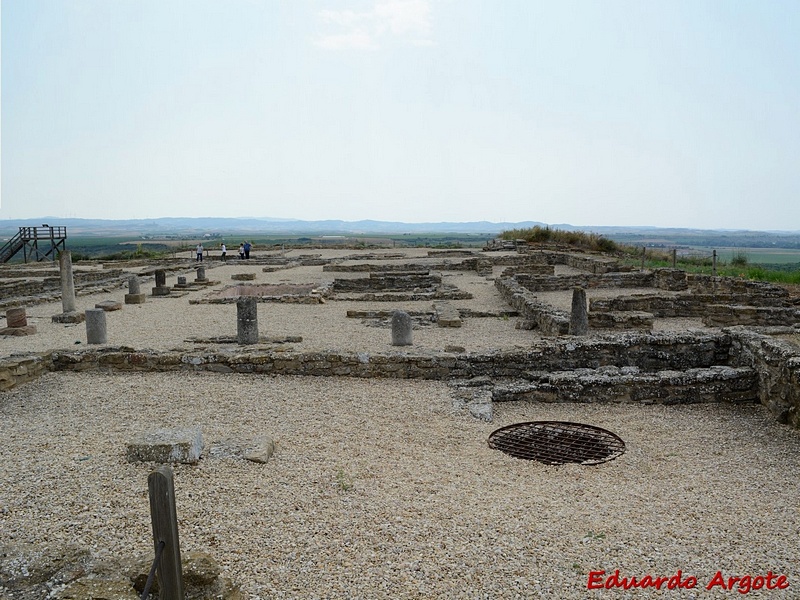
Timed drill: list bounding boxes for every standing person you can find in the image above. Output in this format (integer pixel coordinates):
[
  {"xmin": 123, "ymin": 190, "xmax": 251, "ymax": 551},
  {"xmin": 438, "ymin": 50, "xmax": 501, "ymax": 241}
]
[
  {"xmin": 239, "ymin": 243, "xmax": 245, "ymax": 259},
  {"xmin": 220, "ymin": 243, "xmax": 227, "ymax": 262},
  {"xmin": 196, "ymin": 243, "xmax": 203, "ymax": 262},
  {"xmin": 244, "ymin": 240, "xmax": 252, "ymax": 259}
]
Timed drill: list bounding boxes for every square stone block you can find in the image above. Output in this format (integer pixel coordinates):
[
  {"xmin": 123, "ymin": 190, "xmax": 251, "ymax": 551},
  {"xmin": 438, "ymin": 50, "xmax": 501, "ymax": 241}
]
[
  {"xmin": 126, "ymin": 428, "xmax": 203, "ymax": 464},
  {"xmin": 124, "ymin": 293, "xmax": 147, "ymax": 304}
]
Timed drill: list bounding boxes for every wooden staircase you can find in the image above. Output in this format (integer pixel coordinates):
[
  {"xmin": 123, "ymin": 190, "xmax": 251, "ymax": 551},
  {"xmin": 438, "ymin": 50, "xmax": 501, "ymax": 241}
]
[{"xmin": 0, "ymin": 226, "xmax": 68, "ymax": 263}]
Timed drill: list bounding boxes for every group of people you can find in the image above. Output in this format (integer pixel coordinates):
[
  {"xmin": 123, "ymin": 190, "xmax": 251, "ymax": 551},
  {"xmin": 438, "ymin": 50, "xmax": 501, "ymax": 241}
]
[{"xmin": 195, "ymin": 241, "xmax": 252, "ymax": 262}]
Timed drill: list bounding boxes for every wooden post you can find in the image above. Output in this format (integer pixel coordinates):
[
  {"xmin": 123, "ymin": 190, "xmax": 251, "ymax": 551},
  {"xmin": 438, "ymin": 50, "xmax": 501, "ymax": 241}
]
[
  {"xmin": 148, "ymin": 466, "xmax": 185, "ymax": 600},
  {"xmin": 640, "ymin": 246, "xmax": 646, "ymax": 269},
  {"xmin": 712, "ymin": 249, "xmax": 717, "ymax": 276},
  {"xmin": 672, "ymin": 248, "xmax": 677, "ymax": 268}
]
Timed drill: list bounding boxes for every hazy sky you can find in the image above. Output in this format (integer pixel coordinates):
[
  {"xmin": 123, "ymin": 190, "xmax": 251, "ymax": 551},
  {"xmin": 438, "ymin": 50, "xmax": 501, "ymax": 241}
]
[{"xmin": 2, "ymin": 0, "xmax": 799, "ymax": 229}]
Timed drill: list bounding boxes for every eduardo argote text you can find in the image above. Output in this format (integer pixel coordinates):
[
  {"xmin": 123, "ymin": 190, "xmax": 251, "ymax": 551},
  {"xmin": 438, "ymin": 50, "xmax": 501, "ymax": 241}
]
[{"xmin": 587, "ymin": 569, "xmax": 789, "ymax": 594}]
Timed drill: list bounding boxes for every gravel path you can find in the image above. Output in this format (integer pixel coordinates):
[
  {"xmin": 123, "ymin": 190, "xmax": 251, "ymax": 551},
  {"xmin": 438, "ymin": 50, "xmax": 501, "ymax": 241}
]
[{"xmin": 1, "ymin": 372, "xmax": 799, "ymax": 599}]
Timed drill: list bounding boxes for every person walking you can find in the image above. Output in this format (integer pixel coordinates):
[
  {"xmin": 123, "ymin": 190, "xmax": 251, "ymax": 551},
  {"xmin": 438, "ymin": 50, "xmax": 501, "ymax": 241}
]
[
  {"xmin": 244, "ymin": 240, "xmax": 252, "ymax": 259},
  {"xmin": 220, "ymin": 243, "xmax": 227, "ymax": 261},
  {"xmin": 196, "ymin": 243, "xmax": 204, "ymax": 262}
]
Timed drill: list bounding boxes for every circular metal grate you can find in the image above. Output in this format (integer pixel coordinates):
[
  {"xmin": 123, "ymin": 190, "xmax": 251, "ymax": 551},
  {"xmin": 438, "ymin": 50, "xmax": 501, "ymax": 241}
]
[{"xmin": 488, "ymin": 421, "xmax": 625, "ymax": 465}]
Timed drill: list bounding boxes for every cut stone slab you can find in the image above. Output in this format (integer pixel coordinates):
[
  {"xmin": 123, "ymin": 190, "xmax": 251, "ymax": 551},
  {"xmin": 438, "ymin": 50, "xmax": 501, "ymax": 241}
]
[
  {"xmin": 52, "ymin": 311, "xmax": 85, "ymax": 324},
  {"xmin": 123, "ymin": 293, "xmax": 146, "ymax": 304},
  {"xmin": 208, "ymin": 434, "xmax": 275, "ymax": 463},
  {"xmin": 126, "ymin": 428, "xmax": 203, "ymax": 464},
  {"xmin": 0, "ymin": 326, "xmax": 37, "ymax": 336},
  {"xmin": 434, "ymin": 302, "xmax": 462, "ymax": 327},
  {"xmin": 95, "ymin": 300, "xmax": 122, "ymax": 311},
  {"xmin": 231, "ymin": 273, "xmax": 256, "ymax": 281}
]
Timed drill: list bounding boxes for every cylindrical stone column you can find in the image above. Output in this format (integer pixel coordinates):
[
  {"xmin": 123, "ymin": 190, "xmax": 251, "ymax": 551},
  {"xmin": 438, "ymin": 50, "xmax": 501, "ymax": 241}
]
[
  {"xmin": 237, "ymin": 297, "xmax": 259, "ymax": 345},
  {"xmin": 6, "ymin": 307, "xmax": 27, "ymax": 328},
  {"xmin": 85, "ymin": 308, "xmax": 107, "ymax": 344},
  {"xmin": 128, "ymin": 275, "xmax": 141, "ymax": 294},
  {"xmin": 59, "ymin": 251, "xmax": 77, "ymax": 313},
  {"xmin": 568, "ymin": 287, "xmax": 589, "ymax": 336},
  {"xmin": 195, "ymin": 267, "xmax": 206, "ymax": 282},
  {"xmin": 391, "ymin": 310, "xmax": 413, "ymax": 346},
  {"xmin": 155, "ymin": 270, "xmax": 166, "ymax": 287}
]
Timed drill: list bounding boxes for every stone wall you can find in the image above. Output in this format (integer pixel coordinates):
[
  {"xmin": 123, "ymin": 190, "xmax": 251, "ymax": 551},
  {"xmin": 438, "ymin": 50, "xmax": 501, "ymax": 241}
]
[
  {"xmin": 514, "ymin": 271, "xmax": 655, "ymax": 292},
  {"xmin": 495, "ymin": 277, "xmax": 569, "ymax": 335},
  {"xmin": 0, "ymin": 353, "xmax": 52, "ymax": 391},
  {"xmin": 730, "ymin": 329, "xmax": 800, "ymax": 427},
  {"xmin": 333, "ymin": 272, "xmax": 442, "ymax": 292},
  {"xmin": 491, "ymin": 365, "xmax": 758, "ymax": 405},
  {"xmin": 3, "ymin": 330, "xmax": 798, "ymax": 429},
  {"xmin": 703, "ymin": 305, "xmax": 800, "ymax": 328}
]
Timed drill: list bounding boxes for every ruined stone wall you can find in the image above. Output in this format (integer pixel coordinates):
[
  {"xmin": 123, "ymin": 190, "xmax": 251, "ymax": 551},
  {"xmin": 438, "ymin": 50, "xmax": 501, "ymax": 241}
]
[
  {"xmin": 729, "ymin": 329, "xmax": 800, "ymax": 427},
  {"xmin": 514, "ymin": 272, "xmax": 655, "ymax": 292},
  {"xmin": 703, "ymin": 305, "xmax": 800, "ymax": 328},
  {"xmin": 333, "ymin": 273, "xmax": 442, "ymax": 292},
  {"xmin": 4, "ymin": 331, "xmax": 798, "ymax": 427},
  {"xmin": 0, "ymin": 353, "xmax": 51, "ymax": 391},
  {"xmin": 688, "ymin": 274, "xmax": 790, "ymax": 298},
  {"xmin": 494, "ymin": 277, "xmax": 569, "ymax": 335}
]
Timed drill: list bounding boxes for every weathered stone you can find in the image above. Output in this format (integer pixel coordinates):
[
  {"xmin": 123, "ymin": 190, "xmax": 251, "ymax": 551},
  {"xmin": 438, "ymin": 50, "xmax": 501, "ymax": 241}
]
[
  {"xmin": 126, "ymin": 428, "xmax": 203, "ymax": 464},
  {"xmin": 85, "ymin": 309, "xmax": 107, "ymax": 344},
  {"xmin": 0, "ymin": 325, "xmax": 37, "ymax": 336},
  {"xmin": 6, "ymin": 307, "xmax": 27, "ymax": 327},
  {"xmin": 237, "ymin": 297, "xmax": 259, "ymax": 345},
  {"xmin": 231, "ymin": 273, "xmax": 256, "ymax": 281},
  {"xmin": 56, "ymin": 577, "xmax": 139, "ymax": 600},
  {"xmin": 95, "ymin": 300, "xmax": 122, "ymax": 311},
  {"xmin": 152, "ymin": 269, "xmax": 171, "ymax": 296},
  {"xmin": 59, "ymin": 251, "xmax": 77, "ymax": 313},
  {"xmin": 52, "ymin": 311, "xmax": 86, "ymax": 324},
  {"xmin": 127, "ymin": 275, "xmax": 141, "ymax": 295},
  {"xmin": 391, "ymin": 311, "xmax": 413, "ymax": 346},
  {"xmin": 434, "ymin": 302, "xmax": 462, "ymax": 328},
  {"xmin": 195, "ymin": 266, "xmax": 207, "ymax": 282},
  {"xmin": 569, "ymin": 287, "xmax": 589, "ymax": 336}
]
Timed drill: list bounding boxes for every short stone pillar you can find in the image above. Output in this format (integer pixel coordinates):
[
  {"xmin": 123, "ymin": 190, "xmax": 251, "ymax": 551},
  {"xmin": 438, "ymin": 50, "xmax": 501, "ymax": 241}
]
[
  {"xmin": 6, "ymin": 307, "xmax": 27, "ymax": 328},
  {"xmin": 195, "ymin": 266, "xmax": 207, "ymax": 283},
  {"xmin": 177, "ymin": 276, "xmax": 188, "ymax": 286},
  {"xmin": 1, "ymin": 307, "xmax": 36, "ymax": 336},
  {"xmin": 391, "ymin": 310, "xmax": 413, "ymax": 346},
  {"xmin": 85, "ymin": 308, "xmax": 108, "ymax": 344},
  {"xmin": 237, "ymin": 297, "xmax": 259, "ymax": 345},
  {"xmin": 125, "ymin": 275, "xmax": 146, "ymax": 304},
  {"xmin": 152, "ymin": 269, "xmax": 171, "ymax": 296},
  {"xmin": 568, "ymin": 287, "xmax": 589, "ymax": 336},
  {"xmin": 52, "ymin": 251, "xmax": 85, "ymax": 323}
]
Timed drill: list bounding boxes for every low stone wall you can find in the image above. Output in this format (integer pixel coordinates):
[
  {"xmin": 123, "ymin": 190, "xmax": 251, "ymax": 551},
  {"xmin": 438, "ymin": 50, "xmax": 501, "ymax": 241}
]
[
  {"xmin": 3, "ymin": 330, "xmax": 798, "ymax": 429},
  {"xmin": 0, "ymin": 353, "xmax": 52, "ymax": 391},
  {"xmin": 500, "ymin": 265, "xmax": 555, "ymax": 277},
  {"xmin": 35, "ymin": 332, "xmax": 734, "ymax": 379},
  {"xmin": 491, "ymin": 365, "xmax": 758, "ymax": 405},
  {"xmin": 591, "ymin": 294, "xmax": 795, "ymax": 321},
  {"xmin": 588, "ymin": 311, "xmax": 654, "ymax": 331},
  {"xmin": 515, "ymin": 271, "xmax": 655, "ymax": 292},
  {"xmin": 333, "ymin": 273, "xmax": 441, "ymax": 292},
  {"xmin": 688, "ymin": 274, "xmax": 790, "ymax": 297},
  {"xmin": 703, "ymin": 305, "xmax": 800, "ymax": 328},
  {"xmin": 495, "ymin": 277, "xmax": 569, "ymax": 335},
  {"xmin": 730, "ymin": 329, "xmax": 800, "ymax": 427}
]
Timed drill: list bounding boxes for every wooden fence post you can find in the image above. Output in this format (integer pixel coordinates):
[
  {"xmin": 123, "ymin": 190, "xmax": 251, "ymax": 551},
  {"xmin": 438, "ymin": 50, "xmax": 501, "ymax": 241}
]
[
  {"xmin": 712, "ymin": 249, "xmax": 717, "ymax": 276},
  {"xmin": 148, "ymin": 466, "xmax": 185, "ymax": 600}
]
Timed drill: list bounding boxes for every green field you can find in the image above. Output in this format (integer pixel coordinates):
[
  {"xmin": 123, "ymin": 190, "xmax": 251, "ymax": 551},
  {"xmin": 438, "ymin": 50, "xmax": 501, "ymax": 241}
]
[{"xmin": 708, "ymin": 247, "xmax": 800, "ymax": 265}]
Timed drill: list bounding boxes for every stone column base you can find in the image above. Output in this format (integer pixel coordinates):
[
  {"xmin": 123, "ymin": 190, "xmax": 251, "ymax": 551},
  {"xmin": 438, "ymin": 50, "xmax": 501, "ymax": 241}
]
[
  {"xmin": 125, "ymin": 294, "xmax": 147, "ymax": 304},
  {"xmin": 52, "ymin": 311, "xmax": 86, "ymax": 324}
]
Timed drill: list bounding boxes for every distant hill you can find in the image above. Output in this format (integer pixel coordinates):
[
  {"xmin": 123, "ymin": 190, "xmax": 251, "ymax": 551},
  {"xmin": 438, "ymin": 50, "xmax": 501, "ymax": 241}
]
[
  {"xmin": 0, "ymin": 217, "xmax": 544, "ymax": 236},
  {"xmin": 1, "ymin": 217, "xmax": 799, "ymax": 248}
]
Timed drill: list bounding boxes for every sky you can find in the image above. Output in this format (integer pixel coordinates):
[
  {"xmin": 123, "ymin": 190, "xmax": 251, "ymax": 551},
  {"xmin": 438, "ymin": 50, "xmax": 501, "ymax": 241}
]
[{"xmin": 1, "ymin": 0, "xmax": 799, "ymax": 230}]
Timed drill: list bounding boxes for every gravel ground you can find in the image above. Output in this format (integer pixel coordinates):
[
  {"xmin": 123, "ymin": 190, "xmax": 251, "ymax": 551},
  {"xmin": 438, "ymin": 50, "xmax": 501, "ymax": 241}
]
[{"xmin": 1, "ymin": 372, "xmax": 799, "ymax": 599}]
